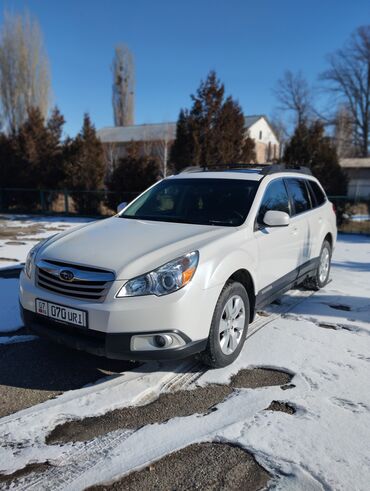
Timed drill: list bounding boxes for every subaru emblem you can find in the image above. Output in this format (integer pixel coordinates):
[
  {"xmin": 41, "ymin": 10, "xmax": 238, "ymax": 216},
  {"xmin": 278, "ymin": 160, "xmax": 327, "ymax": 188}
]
[{"xmin": 60, "ymin": 269, "xmax": 74, "ymax": 282}]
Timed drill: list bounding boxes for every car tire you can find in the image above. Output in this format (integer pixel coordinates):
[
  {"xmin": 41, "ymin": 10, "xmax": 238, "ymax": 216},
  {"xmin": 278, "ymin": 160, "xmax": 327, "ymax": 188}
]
[
  {"xmin": 305, "ymin": 239, "xmax": 332, "ymax": 290},
  {"xmin": 201, "ymin": 281, "xmax": 249, "ymax": 368}
]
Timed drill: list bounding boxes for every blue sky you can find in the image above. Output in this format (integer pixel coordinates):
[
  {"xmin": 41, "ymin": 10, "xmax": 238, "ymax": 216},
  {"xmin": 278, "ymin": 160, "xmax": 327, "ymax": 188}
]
[{"xmin": 1, "ymin": 0, "xmax": 369, "ymax": 136}]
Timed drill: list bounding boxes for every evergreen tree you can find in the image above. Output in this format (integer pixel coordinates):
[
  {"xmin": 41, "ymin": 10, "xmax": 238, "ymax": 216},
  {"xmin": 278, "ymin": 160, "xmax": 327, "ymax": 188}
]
[
  {"xmin": 15, "ymin": 107, "xmax": 48, "ymax": 188},
  {"xmin": 170, "ymin": 71, "xmax": 256, "ymax": 171},
  {"xmin": 216, "ymin": 97, "xmax": 256, "ymax": 164},
  {"xmin": 0, "ymin": 131, "xmax": 17, "ymax": 187},
  {"xmin": 106, "ymin": 141, "xmax": 159, "ymax": 211},
  {"xmin": 169, "ymin": 109, "xmax": 193, "ymax": 171},
  {"xmin": 44, "ymin": 107, "xmax": 66, "ymax": 188},
  {"xmin": 0, "ymin": 131, "xmax": 19, "ymax": 209},
  {"xmin": 64, "ymin": 114, "xmax": 105, "ymax": 214},
  {"xmin": 284, "ymin": 120, "xmax": 347, "ymax": 195}
]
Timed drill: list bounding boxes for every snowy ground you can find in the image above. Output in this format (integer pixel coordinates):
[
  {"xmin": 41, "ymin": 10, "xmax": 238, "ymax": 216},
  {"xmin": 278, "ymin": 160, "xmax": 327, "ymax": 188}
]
[
  {"xmin": 0, "ymin": 221, "xmax": 369, "ymax": 490},
  {"xmin": 0, "ymin": 215, "xmax": 93, "ymax": 335},
  {"xmin": 0, "ymin": 215, "xmax": 93, "ymax": 269}
]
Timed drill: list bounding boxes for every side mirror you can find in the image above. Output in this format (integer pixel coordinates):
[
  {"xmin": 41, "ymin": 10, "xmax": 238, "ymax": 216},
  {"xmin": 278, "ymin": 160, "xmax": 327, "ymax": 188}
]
[
  {"xmin": 117, "ymin": 202, "xmax": 127, "ymax": 213},
  {"xmin": 263, "ymin": 210, "xmax": 290, "ymax": 227}
]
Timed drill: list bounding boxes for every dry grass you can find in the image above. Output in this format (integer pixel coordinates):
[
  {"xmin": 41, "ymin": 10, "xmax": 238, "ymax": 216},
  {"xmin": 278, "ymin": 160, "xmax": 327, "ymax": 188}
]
[{"xmin": 339, "ymin": 221, "xmax": 370, "ymax": 234}]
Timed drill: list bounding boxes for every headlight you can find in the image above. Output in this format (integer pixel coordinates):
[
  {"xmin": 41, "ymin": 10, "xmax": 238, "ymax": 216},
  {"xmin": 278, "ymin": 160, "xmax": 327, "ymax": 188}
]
[
  {"xmin": 24, "ymin": 236, "xmax": 56, "ymax": 279},
  {"xmin": 117, "ymin": 251, "xmax": 199, "ymax": 297}
]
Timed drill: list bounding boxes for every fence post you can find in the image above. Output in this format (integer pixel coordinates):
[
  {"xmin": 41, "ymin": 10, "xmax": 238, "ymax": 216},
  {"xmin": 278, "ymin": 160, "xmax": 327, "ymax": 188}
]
[
  {"xmin": 40, "ymin": 190, "xmax": 46, "ymax": 212},
  {"xmin": 64, "ymin": 189, "xmax": 69, "ymax": 214}
]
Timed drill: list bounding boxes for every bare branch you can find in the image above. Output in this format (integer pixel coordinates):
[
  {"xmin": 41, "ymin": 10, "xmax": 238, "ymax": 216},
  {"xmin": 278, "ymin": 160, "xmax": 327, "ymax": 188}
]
[
  {"xmin": 273, "ymin": 70, "xmax": 313, "ymax": 125},
  {"xmin": 320, "ymin": 25, "xmax": 370, "ymax": 157},
  {"xmin": 0, "ymin": 10, "xmax": 51, "ymax": 133}
]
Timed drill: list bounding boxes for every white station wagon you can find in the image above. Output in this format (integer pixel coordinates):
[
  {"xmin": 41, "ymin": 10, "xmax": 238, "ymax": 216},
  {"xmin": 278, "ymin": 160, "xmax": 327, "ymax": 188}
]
[{"xmin": 19, "ymin": 165, "xmax": 337, "ymax": 367}]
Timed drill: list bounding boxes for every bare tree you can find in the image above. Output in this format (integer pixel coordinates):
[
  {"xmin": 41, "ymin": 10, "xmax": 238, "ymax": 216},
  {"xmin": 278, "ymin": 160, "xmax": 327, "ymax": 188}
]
[
  {"xmin": 269, "ymin": 113, "xmax": 289, "ymax": 159},
  {"xmin": 321, "ymin": 26, "xmax": 370, "ymax": 157},
  {"xmin": 152, "ymin": 124, "xmax": 176, "ymax": 177},
  {"xmin": 274, "ymin": 70, "xmax": 313, "ymax": 125},
  {"xmin": 333, "ymin": 105, "xmax": 357, "ymax": 158},
  {"xmin": 112, "ymin": 44, "xmax": 135, "ymax": 126},
  {"xmin": 102, "ymin": 141, "xmax": 121, "ymax": 178},
  {"xmin": 0, "ymin": 11, "xmax": 50, "ymax": 133}
]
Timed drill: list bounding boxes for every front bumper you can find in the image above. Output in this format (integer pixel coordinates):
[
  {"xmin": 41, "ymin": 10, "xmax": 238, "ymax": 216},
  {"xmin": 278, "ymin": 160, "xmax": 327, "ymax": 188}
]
[
  {"xmin": 21, "ymin": 307, "xmax": 207, "ymax": 360},
  {"xmin": 19, "ymin": 269, "xmax": 219, "ymax": 360}
]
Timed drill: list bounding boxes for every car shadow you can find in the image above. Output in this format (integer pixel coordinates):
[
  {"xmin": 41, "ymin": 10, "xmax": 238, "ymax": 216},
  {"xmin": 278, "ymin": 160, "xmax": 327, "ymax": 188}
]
[
  {"xmin": 0, "ymin": 266, "xmax": 23, "ymax": 279},
  {"xmin": 0, "ymin": 337, "xmax": 138, "ymax": 393},
  {"xmin": 336, "ymin": 233, "xmax": 370, "ymax": 244},
  {"xmin": 332, "ymin": 261, "xmax": 370, "ymax": 272},
  {"xmin": 284, "ymin": 292, "xmax": 370, "ymax": 325}
]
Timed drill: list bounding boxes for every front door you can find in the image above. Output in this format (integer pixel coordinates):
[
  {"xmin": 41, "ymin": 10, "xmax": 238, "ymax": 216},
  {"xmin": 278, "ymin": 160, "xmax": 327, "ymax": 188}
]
[{"xmin": 254, "ymin": 178, "xmax": 300, "ymax": 297}]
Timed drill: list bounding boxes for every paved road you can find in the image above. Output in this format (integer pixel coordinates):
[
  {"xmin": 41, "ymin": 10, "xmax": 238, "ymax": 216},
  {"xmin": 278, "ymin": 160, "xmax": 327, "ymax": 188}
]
[
  {"xmin": 0, "ymin": 269, "xmax": 136, "ymax": 417},
  {"xmin": 0, "ymin": 338, "xmax": 136, "ymax": 418}
]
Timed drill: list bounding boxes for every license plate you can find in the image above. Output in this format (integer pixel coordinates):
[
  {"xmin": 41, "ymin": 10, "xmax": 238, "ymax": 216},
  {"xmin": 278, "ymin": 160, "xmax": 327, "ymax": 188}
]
[{"xmin": 35, "ymin": 299, "xmax": 87, "ymax": 328}]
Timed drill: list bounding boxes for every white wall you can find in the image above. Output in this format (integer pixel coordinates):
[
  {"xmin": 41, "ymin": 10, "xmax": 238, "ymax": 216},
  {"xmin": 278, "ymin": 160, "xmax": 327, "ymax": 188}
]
[{"xmin": 247, "ymin": 118, "xmax": 279, "ymax": 146}]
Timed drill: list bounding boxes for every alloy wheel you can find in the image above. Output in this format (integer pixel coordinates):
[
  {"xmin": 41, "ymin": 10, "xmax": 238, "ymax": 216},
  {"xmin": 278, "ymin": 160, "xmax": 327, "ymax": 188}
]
[{"xmin": 218, "ymin": 295, "xmax": 246, "ymax": 355}]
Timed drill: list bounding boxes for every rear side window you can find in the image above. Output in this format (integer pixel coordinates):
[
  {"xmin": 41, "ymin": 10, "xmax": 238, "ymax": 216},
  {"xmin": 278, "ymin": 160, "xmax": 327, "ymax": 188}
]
[
  {"xmin": 308, "ymin": 180, "xmax": 326, "ymax": 207},
  {"xmin": 257, "ymin": 179, "xmax": 290, "ymax": 224},
  {"xmin": 285, "ymin": 178, "xmax": 310, "ymax": 215}
]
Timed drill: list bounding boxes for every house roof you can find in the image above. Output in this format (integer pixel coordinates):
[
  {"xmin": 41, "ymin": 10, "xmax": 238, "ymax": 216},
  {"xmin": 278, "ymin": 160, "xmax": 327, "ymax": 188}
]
[
  {"xmin": 244, "ymin": 115, "xmax": 264, "ymax": 128},
  {"xmin": 340, "ymin": 158, "xmax": 370, "ymax": 169},
  {"xmin": 97, "ymin": 123, "xmax": 177, "ymax": 143},
  {"xmin": 97, "ymin": 114, "xmax": 273, "ymax": 144}
]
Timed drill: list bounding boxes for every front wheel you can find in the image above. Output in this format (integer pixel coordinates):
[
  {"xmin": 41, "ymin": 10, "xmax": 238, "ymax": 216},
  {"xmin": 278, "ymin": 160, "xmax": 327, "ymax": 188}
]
[{"xmin": 201, "ymin": 282, "xmax": 249, "ymax": 368}]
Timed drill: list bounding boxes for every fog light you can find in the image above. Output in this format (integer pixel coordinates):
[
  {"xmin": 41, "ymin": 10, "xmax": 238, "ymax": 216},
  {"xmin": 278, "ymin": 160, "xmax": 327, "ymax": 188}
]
[
  {"xmin": 154, "ymin": 334, "xmax": 173, "ymax": 348},
  {"xmin": 130, "ymin": 332, "xmax": 186, "ymax": 351}
]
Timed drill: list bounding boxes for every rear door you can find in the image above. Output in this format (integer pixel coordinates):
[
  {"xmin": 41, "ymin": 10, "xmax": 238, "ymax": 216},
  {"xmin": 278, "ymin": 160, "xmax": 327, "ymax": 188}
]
[
  {"xmin": 284, "ymin": 177, "xmax": 312, "ymax": 270},
  {"xmin": 305, "ymin": 179, "xmax": 330, "ymax": 260}
]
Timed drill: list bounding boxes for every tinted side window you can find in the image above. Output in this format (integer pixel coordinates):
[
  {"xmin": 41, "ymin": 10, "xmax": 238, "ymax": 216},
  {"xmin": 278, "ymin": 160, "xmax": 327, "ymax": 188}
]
[
  {"xmin": 257, "ymin": 179, "xmax": 290, "ymax": 224},
  {"xmin": 309, "ymin": 180, "xmax": 326, "ymax": 206},
  {"xmin": 286, "ymin": 178, "xmax": 310, "ymax": 215}
]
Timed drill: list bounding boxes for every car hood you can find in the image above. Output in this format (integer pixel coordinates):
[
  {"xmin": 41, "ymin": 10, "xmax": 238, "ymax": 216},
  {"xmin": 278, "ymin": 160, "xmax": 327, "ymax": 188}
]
[{"xmin": 39, "ymin": 216, "xmax": 232, "ymax": 279}]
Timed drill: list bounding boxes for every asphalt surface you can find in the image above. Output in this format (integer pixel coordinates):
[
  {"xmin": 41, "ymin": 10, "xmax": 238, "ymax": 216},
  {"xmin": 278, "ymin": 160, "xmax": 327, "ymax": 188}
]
[
  {"xmin": 48, "ymin": 368, "xmax": 293, "ymax": 444},
  {"xmin": 0, "ymin": 338, "xmax": 136, "ymax": 418},
  {"xmin": 0, "ymin": 265, "xmax": 290, "ymax": 490},
  {"xmin": 0, "ymin": 265, "xmax": 137, "ymax": 418},
  {"xmin": 90, "ymin": 442, "xmax": 271, "ymax": 491}
]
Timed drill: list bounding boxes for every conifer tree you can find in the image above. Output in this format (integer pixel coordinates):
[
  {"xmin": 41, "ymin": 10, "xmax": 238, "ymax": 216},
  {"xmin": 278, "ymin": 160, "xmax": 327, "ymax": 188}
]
[
  {"xmin": 284, "ymin": 120, "xmax": 347, "ymax": 195},
  {"xmin": 64, "ymin": 114, "xmax": 105, "ymax": 214},
  {"xmin": 170, "ymin": 71, "xmax": 256, "ymax": 171},
  {"xmin": 106, "ymin": 140, "xmax": 159, "ymax": 211},
  {"xmin": 169, "ymin": 109, "xmax": 193, "ymax": 171}
]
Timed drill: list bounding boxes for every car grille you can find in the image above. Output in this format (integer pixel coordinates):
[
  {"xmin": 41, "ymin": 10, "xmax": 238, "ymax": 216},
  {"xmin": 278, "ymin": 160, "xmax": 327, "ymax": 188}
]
[{"xmin": 36, "ymin": 259, "xmax": 115, "ymax": 302}]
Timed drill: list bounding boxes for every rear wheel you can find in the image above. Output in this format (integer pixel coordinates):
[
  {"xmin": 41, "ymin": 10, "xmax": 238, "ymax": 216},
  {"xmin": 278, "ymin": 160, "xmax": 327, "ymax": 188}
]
[
  {"xmin": 306, "ymin": 240, "xmax": 332, "ymax": 290},
  {"xmin": 201, "ymin": 282, "xmax": 249, "ymax": 368}
]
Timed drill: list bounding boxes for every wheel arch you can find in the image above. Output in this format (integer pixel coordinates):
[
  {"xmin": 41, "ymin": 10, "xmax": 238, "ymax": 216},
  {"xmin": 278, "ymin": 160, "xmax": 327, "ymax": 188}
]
[
  {"xmin": 227, "ymin": 269, "xmax": 256, "ymax": 323},
  {"xmin": 324, "ymin": 232, "xmax": 333, "ymax": 249}
]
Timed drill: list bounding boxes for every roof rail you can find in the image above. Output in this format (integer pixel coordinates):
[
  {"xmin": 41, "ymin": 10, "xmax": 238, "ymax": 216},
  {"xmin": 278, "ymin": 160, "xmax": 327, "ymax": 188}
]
[
  {"xmin": 179, "ymin": 164, "xmax": 262, "ymax": 174},
  {"xmin": 260, "ymin": 164, "xmax": 312, "ymax": 176},
  {"xmin": 180, "ymin": 166, "xmax": 205, "ymax": 173},
  {"xmin": 178, "ymin": 163, "xmax": 312, "ymax": 176}
]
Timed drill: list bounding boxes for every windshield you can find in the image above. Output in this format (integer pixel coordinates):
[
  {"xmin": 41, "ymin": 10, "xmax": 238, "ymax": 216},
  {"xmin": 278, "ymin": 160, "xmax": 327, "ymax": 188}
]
[{"xmin": 120, "ymin": 178, "xmax": 258, "ymax": 226}]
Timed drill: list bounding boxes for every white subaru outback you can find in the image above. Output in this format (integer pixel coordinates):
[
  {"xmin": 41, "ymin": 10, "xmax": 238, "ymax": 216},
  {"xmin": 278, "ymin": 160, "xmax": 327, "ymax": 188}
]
[{"xmin": 19, "ymin": 165, "xmax": 337, "ymax": 367}]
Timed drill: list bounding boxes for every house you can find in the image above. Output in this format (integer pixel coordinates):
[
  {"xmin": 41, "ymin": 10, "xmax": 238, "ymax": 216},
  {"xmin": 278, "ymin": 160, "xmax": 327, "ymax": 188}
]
[
  {"xmin": 244, "ymin": 115, "xmax": 280, "ymax": 162},
  {"xmin": 340, "ymin": 158, "xmax": 370, "ymax": 198},
  {"xmin": 97, "ymin": 114, "xmax": 280, "ymax": 171}
]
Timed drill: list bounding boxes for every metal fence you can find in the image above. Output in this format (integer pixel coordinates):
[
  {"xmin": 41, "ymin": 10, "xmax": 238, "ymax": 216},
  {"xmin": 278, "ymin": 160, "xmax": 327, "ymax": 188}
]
[
  {"xmin": 0, "ymin": 188, "xmax": 140, "ymax": 217},
  {"xmin": 0, "ymin": 187, "xmax": 369, "ymax": 235},
  {"xmin": 330, "ymin": 195, "xmax": 370, "ymax": 235}
]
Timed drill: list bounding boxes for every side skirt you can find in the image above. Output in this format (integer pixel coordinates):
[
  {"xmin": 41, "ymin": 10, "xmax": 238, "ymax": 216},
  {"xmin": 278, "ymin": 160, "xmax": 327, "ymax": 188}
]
[{"xmin": 255, "ymin": 257, "xmax": 319, "ymax": 311}]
